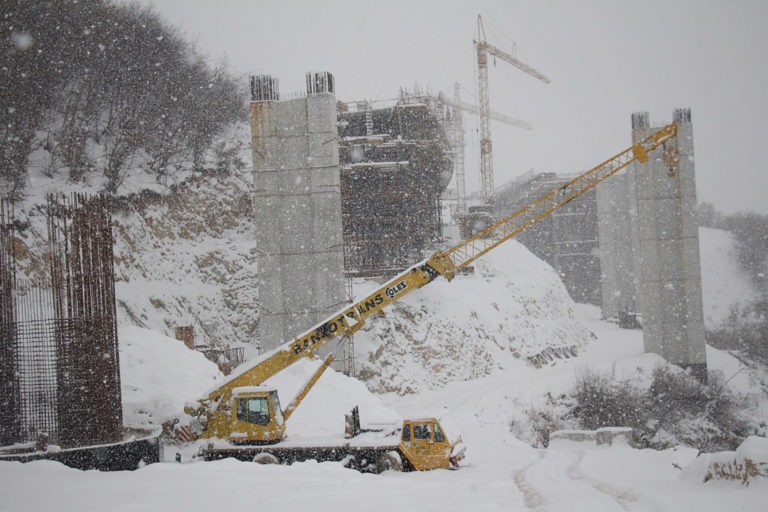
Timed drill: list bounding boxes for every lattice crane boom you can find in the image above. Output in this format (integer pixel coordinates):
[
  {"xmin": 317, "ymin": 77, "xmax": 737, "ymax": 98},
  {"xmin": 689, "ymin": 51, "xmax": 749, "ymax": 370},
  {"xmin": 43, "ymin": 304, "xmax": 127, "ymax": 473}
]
[{"xmin": 435, "ymin": 122, "xmax": 678, "ymax": 273}]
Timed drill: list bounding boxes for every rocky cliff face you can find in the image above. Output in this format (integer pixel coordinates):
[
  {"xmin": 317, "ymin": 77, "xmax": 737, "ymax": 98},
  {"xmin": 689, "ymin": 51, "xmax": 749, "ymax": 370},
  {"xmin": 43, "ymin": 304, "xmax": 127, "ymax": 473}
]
[{"xmin": 111, "ymin": 168, "xmax": 261, "ymax": 356}]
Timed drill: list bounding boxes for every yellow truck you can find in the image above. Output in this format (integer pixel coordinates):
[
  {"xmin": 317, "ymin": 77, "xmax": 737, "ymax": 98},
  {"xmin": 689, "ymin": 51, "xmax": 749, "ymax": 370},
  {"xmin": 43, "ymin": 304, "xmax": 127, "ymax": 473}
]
[{"xmin": 202, "ymin": 406, "xmax": 465, "ymax": 473}]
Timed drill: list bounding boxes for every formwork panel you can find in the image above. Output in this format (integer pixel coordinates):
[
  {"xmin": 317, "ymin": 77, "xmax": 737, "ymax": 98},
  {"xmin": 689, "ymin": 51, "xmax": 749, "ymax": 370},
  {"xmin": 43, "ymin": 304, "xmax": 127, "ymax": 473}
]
[
  {"xmin": 658, "ymin": 239, "xmax": 686, "ymax": 281},
  {"xmin": 637, "ymin": 197, "xmax": 684, "ymax": 241},
  {"xmin": 272, "ymin": 102, "xmax": 309, "ymax": 138},
  {"xmin": 309, "ymin": 134, "xmax": 339, "ymax": 166},
  {"xmin": 310, "ymin": 167, "xmax": 341, "ymax": 189},
  {"xmin": 307, "ymin": 93, "xmax": 337, "ymax": 134},
  {"xmin": 275, "ymin": 138, "xmax": 309, "ymax": 172},
  {"xmin": 253, "ymin": 168, "xmax": 281, "ymax": 192},
  {"xmin": 635, "ymin": 161, "xmax": 679, "ymax": 200}
]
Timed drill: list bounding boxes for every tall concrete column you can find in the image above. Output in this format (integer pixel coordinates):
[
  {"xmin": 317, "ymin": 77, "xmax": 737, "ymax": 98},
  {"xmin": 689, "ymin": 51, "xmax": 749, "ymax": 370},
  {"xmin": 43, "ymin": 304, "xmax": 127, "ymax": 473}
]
[
  {"xmin": 596, "ymin": 171, "xmax": 638, "ymax": 323},
  {"xmin": 632, "ymin": 109, "xmax": 706, "ymax": 380},
  {"xmin": 250, "ymin": 72, "xmax": 346, "ymax": 351}
]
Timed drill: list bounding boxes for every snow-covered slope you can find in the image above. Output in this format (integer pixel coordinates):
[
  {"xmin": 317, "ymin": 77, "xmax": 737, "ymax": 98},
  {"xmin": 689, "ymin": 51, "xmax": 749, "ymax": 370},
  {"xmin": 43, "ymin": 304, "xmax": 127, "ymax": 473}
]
[
  {"xmin": 115, "ymin": 234, "xmax": 594, "ymax": 431},
  {"xmin": 11, "ymin": 123, "xmax": 259, "ymax": 355},
  {"xmin": 699, "ymin": 226, "xmax": 757, "ymax": 329},
  {"xmin": 119, "ymin": 325, "xmax": 224, "ymax": 429},
  {"xmin": 353, "ymin": 240, "xmax": 593, "ymax": 394},
  {"xmin": 111, "ymin": 168, "xmax": 260, "ymax": 353}
]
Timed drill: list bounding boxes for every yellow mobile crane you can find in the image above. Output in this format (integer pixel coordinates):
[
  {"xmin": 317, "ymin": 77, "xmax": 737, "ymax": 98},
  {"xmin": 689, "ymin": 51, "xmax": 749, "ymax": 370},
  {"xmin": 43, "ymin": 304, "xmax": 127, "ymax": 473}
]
[{"xmin": 188, "ymin": 122, "xmax": 679, "ymax": 471}]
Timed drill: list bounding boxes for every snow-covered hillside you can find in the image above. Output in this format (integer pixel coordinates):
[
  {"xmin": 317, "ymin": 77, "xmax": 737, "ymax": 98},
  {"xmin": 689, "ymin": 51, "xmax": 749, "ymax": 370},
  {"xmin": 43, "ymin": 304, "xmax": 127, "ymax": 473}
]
[
  {"xmin": 12, "ymin": 123, "xmax": 262, "ymax": 356},
  {"xmin": 353, "ymin": 240, "xmax": 593, "ymax": 394},
  {"xmin": 118, "ymin": 231, "xmax": 595, "ymax": 432},
  {"xmin": 111, "ymin": 168, "xmax": 260, "ymax": 353},
  {"xmin": 699, "ymin": 226, "xmax": 758, "ymax": 329}
]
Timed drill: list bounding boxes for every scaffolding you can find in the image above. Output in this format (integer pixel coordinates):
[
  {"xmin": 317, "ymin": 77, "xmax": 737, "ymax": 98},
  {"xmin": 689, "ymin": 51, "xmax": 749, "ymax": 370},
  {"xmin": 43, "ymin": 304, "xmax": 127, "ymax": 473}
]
[{"xmin": 338, "ymin": 96, "xmax": 453, "ymax": 277}]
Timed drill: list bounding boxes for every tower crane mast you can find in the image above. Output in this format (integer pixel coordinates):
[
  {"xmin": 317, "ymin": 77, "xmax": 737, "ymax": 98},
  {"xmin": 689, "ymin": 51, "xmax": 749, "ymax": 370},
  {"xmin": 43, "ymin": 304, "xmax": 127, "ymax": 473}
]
[
  {"xmin": 474, "ymin": 14, "xmax": 549, "ymax": 212},
  {"xmin": 440, "ymin": 84, "xmax": 531, "ymax": 217}
]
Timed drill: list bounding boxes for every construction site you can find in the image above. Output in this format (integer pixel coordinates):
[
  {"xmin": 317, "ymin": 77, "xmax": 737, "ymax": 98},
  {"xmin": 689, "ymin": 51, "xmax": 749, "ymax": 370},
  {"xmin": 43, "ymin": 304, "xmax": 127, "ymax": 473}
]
[{"xmin": 0, "ymin": 14, "xmax": 711, "ymax": 473}]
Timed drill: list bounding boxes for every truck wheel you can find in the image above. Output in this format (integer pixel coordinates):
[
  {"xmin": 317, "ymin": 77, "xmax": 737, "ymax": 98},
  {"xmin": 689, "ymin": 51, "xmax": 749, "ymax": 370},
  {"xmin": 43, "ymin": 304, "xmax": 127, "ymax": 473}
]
[
  {"xmin": 252, "ymin": 453, "xmax": 280, "ymax": 465},
  {"xmin": 377, "ymin": 450, "xmax": 403, "ymax": 473}
]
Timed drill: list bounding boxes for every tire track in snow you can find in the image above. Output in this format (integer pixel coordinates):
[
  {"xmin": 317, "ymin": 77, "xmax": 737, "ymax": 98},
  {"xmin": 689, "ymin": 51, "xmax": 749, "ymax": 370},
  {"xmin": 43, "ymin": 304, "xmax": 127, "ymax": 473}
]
[
  {"xmin": 565, "ymin": 449, "xmax": 640, "ymax": 511},
  {"xmin": 516, "ymin": 448, "xmax": 641, "ymax": 511},
  {"xmin": 513, "ymin": 451, "xmax": 547, "ymax": 510}
]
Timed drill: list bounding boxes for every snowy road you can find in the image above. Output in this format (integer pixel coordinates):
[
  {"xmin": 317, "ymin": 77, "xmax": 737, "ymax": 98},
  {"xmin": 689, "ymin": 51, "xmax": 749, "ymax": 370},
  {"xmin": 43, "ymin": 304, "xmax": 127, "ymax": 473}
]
[{"xmin": 2, "ymin": 430, "xmax": 765, "ymax": 512}]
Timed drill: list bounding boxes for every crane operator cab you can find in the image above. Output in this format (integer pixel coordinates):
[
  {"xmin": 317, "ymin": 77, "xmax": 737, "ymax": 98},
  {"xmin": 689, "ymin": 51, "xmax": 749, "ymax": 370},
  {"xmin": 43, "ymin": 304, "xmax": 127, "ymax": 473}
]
[{"xmin": 226, "ymin": 386, "xmax": 286, "ymax": 444}]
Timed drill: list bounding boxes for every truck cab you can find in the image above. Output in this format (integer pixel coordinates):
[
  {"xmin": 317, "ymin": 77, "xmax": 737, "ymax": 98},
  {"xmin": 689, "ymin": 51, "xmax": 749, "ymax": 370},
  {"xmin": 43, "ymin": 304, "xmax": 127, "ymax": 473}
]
[{"xmin": 398, "ymin": 418, "xmax": 462, "ymax": 470}]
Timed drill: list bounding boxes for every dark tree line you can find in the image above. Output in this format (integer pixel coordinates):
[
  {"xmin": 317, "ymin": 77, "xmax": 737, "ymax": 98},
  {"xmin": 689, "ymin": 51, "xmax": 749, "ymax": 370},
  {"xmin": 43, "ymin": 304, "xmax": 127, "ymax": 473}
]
[{"xmin": 1, "ymin": 0, "xmax": 245, "ymax": 200}]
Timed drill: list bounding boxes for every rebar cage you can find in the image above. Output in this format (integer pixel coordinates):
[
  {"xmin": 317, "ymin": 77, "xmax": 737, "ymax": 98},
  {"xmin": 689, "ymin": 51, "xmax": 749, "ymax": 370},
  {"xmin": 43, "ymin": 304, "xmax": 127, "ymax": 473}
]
[{"xmin": 0, "ymin": 194, "xmax": 121, "ymax": 448}]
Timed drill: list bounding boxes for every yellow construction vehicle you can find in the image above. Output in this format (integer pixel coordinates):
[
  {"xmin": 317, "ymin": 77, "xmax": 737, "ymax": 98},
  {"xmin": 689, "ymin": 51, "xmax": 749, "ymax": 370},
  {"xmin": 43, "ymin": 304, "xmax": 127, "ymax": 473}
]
[{"xmin": 187, "ymin": 121, "xmax": 679, "ymax": 472}]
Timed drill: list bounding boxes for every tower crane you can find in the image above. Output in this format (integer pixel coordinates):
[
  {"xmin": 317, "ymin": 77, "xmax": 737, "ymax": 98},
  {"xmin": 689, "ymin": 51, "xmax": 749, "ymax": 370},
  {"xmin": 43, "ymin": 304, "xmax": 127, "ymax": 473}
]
[
  {"xmin": 475, "ymin": 14, "xmax": 549, "ymax": 213},
  {"xmin": 439, "ymin": 83, "xmax": 532, "ymax": 217}
]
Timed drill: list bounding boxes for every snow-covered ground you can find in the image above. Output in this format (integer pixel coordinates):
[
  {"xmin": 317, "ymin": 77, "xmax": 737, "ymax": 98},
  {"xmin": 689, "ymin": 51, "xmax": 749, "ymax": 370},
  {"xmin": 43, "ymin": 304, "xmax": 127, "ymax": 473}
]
[
  {"xmin": 2, "ymin": 245, "xmax": 767, "ymax": 511},
  {"xmin": 1, "ymin": 306, "xmax": 765, "ymax": 511}
]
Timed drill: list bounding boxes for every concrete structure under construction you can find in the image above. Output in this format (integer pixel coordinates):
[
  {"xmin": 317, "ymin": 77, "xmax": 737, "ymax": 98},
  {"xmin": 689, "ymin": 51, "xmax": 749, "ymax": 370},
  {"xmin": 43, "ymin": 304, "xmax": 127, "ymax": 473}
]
[
  {"xmin": 337, "ymin": 93, "xmax": 454, "ymax": 277},
  {"xmin": 630, "ymin": 109, "xmax": 706, "ymax": 379},
  {"xmin": 249, "ymin": 72, "xmax": 346, "ymax": 351},
  {"xmin": 596, "ymin": 171, "xmax": 640, "ymax": 326},
  {"xmin": 496, "ymin": 173, "xmax": 602, "ymax": 305}
]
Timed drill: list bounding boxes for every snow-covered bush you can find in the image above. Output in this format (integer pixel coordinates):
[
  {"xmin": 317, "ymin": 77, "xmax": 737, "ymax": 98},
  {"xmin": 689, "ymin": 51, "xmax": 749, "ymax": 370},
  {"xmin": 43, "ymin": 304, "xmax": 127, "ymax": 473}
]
[
  {"xmin": 571, "ymin": 369, "xmax": 646, "ymax": 433},
  {"xmin": 569, "ymin": 366, "xmax": 750, "ymax": 452},
  {"xmin": 707, "ymin": 300, "xmax": 768, "ymax": 366}
]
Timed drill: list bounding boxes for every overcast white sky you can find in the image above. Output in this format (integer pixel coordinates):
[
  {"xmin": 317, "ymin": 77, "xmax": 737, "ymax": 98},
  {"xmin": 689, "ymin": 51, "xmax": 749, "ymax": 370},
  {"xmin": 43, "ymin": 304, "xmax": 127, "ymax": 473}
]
[{"xmin": 138, "ymin": 0, "xmax": 768, "ymax": 215}]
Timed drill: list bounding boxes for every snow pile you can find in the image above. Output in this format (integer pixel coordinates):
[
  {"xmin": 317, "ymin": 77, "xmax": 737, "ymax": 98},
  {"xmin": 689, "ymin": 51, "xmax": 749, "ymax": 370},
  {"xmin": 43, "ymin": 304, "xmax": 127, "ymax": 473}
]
[
  {"xmin": 119, "ymin": 325, "xmax": 223, "ymax": 429},
  {"xmin": 699, "ymin": 226, "xmax": 757, "ymax": 329},
  {"xmin": 263, "ymin": 358, "xmax": 401, "ymax": 438},
  {"xmin": 118, "ymin": 323, "xmax": 399, "ymax": 437},
  {"xmin": 353, "ymin": 240, "xmax": 594, "ymax": 394}
]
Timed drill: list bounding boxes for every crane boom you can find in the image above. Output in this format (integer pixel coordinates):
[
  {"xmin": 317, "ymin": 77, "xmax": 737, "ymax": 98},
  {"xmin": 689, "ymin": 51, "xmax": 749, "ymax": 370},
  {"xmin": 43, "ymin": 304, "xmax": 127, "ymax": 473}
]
[
  {"xmin": 441, "ymin": 122, "xmax": 677, "ymax": 271},
  {"xmin": 441, "ymin": 95, "xmax": 532, "ymax": 130},
  {"xmin": 196, "ymin": 121, "xmax": 679, "ymax": 432},
  {"xmin": 477, "ymin": 41, "xmax": 551, "ymax": 85}
]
